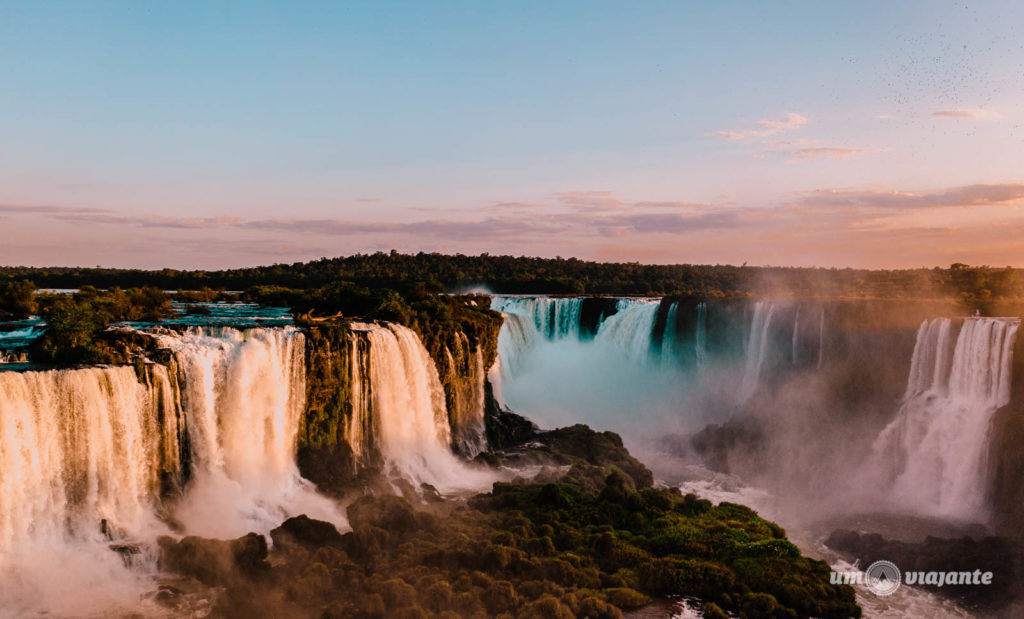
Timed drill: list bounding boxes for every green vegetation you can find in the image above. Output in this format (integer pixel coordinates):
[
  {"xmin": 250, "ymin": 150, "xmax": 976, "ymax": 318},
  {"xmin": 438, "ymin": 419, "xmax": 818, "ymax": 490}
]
[
  {"xmin": 0, "ymin": 279, "xmax": 37, "ymax": 319},
  {"xmin": 29, "ymin": 286, "xmax": 172, "ymax": 364},
  {"xmin": 162, "ymin": 471, "xmax": 859, "ymax": 618},
  {"xmin": 4, "ymin": 253, "xmax": 1022, "ymax": 314}
]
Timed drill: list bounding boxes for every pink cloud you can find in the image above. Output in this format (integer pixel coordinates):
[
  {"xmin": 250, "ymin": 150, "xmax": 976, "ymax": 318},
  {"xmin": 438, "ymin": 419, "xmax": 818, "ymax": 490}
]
[
  {"xmin": 709, "ymin": 112, "xmax": 808, "ymax": 140},
  {"xmin": 786, "ymin": 146, "xmax": 871, "ymax": 161},
  {"xmin": 932, "ymin": 108, "xmax": 1000, "ymax": 120}
]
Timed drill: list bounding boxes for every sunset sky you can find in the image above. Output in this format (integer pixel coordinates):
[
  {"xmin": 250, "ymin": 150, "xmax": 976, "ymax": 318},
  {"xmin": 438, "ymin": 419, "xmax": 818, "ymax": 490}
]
[{"xmin": 2, "ymin": 1, "xmax": 1023, "ymax": 269}]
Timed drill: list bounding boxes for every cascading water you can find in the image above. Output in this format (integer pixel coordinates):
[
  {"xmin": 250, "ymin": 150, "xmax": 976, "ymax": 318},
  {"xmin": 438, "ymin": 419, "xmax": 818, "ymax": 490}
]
[
  {"xmin": 154, "ymin": 326, "xmax": 343, "ymax": 539},
  {"xmin": 738, "ymin": 301, "xmax": 775, "ymax": 403},
  {"xmin": 0, "ymin": 365, "xmax": 179, "ymax": 551},
  {"xmin": 493, "ymin": 296, "xmax": 702, "ymax": 442},
  {"xmin": 873, "ymin": 317, "xmax": 1019, "ymax": 518},
  {"xmin": 662, "ymin": 301, "xmax": 679, "ymax": 359},
  {"xmin": 594, "ymin": 299, "xmax": 660, "ymax": 363},
  {"xmin": 446, "ymin": 332, "xmax": 488, "ymax": 458},
  {"xmin": 348, "ymin": 322, "xmax": 494, "ymax": 493},
  {"xmin": 695, "ymin": 301, "xmax": 708, "ymax": 370},
  {"xmin": 0, "ymin": 364, "xmax": 181, "ymax": 615},
  {"xmin": 490, "ymin": 296, "xmax": 582, "ymax": 339}
]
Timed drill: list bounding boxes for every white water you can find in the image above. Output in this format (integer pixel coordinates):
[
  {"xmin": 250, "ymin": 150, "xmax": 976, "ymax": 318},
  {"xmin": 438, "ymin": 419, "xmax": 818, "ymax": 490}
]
[
  {"xmin": 873, "ymin": 317, "xmax": 1019, "ymax": 518},
  {"xmin": 155, "ymin": 327, "xmax": 344, "ymax": 539},
  {"xmin": 738, "ymin": 301, "xmax": 775, "ymax": 403},
  {"xmin": 445, "ymin": 332, "xmax": 488, "ymax": 458},
  {"xmin": 593, "ymin": 299, "xmax": 660, "ymax": 364},
  {"xmin": 492, "ymin": 296, "xmax": 701, "ymax": 443},
  {"xmin": 695, "ymin": 301, "xmax": 708, "ymax": 370},
  {"xmin": 0, "ymin": 365, "xmax": 180, "ymax": 615},
  {"xmin": 662, "ymin": 301, "xmax": 679, "ymax": 360},
  {"xmin": 350, "ymin": 322, "xmax": 495, "ymax": 493},
  {"xmin": 490, "ymin": 296, "xmax": 582, "ymax": 339}
]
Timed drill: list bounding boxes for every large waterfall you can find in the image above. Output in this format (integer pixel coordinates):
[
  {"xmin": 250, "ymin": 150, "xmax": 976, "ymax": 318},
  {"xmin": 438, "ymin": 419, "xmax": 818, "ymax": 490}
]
[
  {"xmin": 154, "ymin": 327, "xmax": 343, "ymax": 539},
  {"xmin": 873, "ymin": 317, "xmax": 1020, "ymax": 518},
  {"xmin": 593, "ymin": 299, "xmax": 660, "ymax": 363},
  {"xmin": 491, "ymin": 295, "xmax": 696, "ymax": 441},
  {"xmin": 0, "ymin": 326, "xmax": 351, "ymax": 614},
  {"xmin": 348, "ymin": 323, "xmax": 493, "ymax": 492},
  {"xmin": 0, "ymin": 365, "xmax": 180, "ymax": 551},
  {"xmin": 491, "ymin": 296, "xmax": 582, "ymax": 339}
]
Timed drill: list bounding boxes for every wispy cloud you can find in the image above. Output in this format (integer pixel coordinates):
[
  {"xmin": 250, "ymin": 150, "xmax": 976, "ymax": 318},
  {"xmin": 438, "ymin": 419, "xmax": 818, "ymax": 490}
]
[
  {"xmin": 932, "ymin": 108, "xmax": 1000, "ymax": 120},
  {"xmin": 794, "ymin": 183, "xmax": 1024, "ymax": 210},
  {"xmin": 0, "ymin": 204, "xmax": 110, "ymax": 214},
  {"xmin": 709, "ymin": 112, "xmax": 808, "ymax": 140},
  {"xmin": 554, "ymin": 190, "xmax": 624, "ymax": 211},
  {"xmin": 786, "ymin": 146, "xmax": 872, "ymax": 161},
  {"xmin": 51, "ymin": 214, "xmax": 241, "ymax": 228}
]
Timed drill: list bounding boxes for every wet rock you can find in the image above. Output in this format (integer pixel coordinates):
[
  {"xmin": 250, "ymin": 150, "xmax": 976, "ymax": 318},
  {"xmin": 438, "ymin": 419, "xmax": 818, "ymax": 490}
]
[
  {"xmin": 158, "ymin": 532, "xmax": 268, "ymax": 587},
  {"xmin": 270, "ymin": 515, "xmax": 345, "ymax": 549}
]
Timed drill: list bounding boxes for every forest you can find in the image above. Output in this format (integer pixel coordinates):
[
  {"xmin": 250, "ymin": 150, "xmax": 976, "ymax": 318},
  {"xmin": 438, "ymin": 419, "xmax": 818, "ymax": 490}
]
[{"xmin": 1, "ymin": 252, "xmax": 1020, "ymax": 301}]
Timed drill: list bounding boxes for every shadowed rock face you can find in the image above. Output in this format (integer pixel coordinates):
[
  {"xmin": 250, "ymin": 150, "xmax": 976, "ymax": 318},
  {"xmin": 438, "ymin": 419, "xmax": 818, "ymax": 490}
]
[
  {"xmin": 988, "ymin": 332, "xmax": 1024, "ymax": 536},
  {"xmin": 270, "ymin": 514, "xmax": 346, "ymax": 550},
  {"xmin": 158, "ymin": 532, "xmax": 269, "ymax": 587}
]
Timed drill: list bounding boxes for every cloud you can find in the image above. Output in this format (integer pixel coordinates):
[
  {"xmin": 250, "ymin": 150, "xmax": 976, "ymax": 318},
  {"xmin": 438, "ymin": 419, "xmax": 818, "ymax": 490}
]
[
  {"xmin": 0, "ymin": 204, "xmax": 110, "ymax": 214},
  {"xmin": 554, "ymin": 190, "xmax": 624, "ymax": 211},
  {"xmin": 932, "ymin": 108, "xmax": 1000, "ymax": 120},
  {"xmin": 51, "ymin": 213, "xmax": 239, "ymax": 228},
  {"xmin": 786, "ymin": 146, "xmax": 871, "ymax": 161},
  {"xmin": 709, "ymin": 112, "xmax": 808, "ymax": 140},
  {"xmin": 239, "ymin": 217, "xmax": 561, "ymax": 240},
  {"xmin": 794, "ymin": 183, "xmax": 1024, "ymax": 210}
]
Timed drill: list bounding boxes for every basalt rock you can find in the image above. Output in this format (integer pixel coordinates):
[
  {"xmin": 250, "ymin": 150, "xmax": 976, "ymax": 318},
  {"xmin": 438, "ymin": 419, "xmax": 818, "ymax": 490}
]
[
  {"xmin": 158, "ymin": 532, "xmax": 269, "ymax": 587},
  {"xmin": 270, "ymin": 515, "xmax": 346, "ymax": 550}
]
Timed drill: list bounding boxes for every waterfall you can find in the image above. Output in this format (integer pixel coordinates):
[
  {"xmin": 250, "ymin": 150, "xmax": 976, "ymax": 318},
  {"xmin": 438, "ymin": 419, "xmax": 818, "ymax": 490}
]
[
  {"xmin": 738, "ymin": 302, "xmax": 776, "ymax": 403},
  {"xmin": 662, "ymin": 301, "xmax": 679, "ymax": 359},
  {"xmin": 0, "ymin": 364, "xmax": 183, "ymax": 616},
  {"xmin": 695, "ymin": 301, "xmax": 708, "ymax": 370},
  {"xmin": 0, "ymin": 365, "xmax": 180, "ymax": 551},
  {"xmin": 348, "ymin": 323, "xmax": 493, "ymax": 492},
  {"xmin": 594, "ymin": 299, "xmax": 660, "ymax": 362},
  {"xmin": 873, "ymin": 317, "xmax": 1019, "ymax": 518},
  {"xmin": 490, "ymin": 296, "xmax": 582, "ymax": 339},
  {"xmin": 495, "ymin": 312, "xmax": 539, "ymax": 379},
  {"xmin": 154, "ymin": 326, "xmax": 343, "ymax": 539},
  {"xmin": 447, "ymin": 333, "xmax": 488, "ymax": 458}
]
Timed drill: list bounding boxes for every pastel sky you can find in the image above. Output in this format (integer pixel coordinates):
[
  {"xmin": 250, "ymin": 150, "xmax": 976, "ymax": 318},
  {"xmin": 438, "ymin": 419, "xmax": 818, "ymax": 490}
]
[{"xmin": 2, "ymin": 0, "xmax": 1024, "ymax": 269}]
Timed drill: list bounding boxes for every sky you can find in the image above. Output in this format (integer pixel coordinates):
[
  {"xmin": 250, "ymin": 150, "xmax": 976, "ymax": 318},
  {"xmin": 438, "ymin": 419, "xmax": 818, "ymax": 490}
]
[{"xmin": 1, "ymin": 0, "xmax": 1023, "ymax": 269}]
